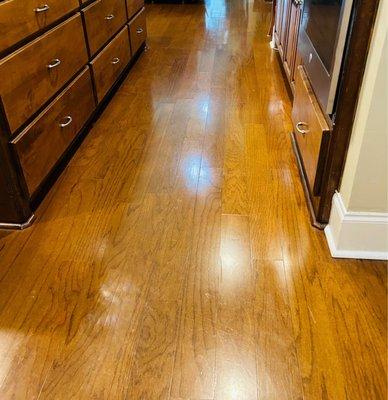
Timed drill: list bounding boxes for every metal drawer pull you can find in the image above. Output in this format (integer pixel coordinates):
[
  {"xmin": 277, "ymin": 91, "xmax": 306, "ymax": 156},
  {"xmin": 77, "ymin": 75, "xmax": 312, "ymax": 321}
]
[
  {"xmin": 47, "ymin": 58, "xmax": 61, "ymax": 69},
  {"xmin": 296, "ymin": 121, "xmax": 309, "ymax": 134},
  {"xmin": 136, "ymin": 28, "xmax": 143, "ymax": 34},
  {"xmin": 111, "ymin": 57, "xmax": 120, "ymax": 64},
  {"xmin": 59, "ymin": 116, "xmax": 73, "ymax": 128},
  {"xmin": 34, "ymin": 4, "xmax": 50, "ymax": 12},
  {"xmin": 105, "ymin": 14, "xmax": 115, "ymax": 20}
]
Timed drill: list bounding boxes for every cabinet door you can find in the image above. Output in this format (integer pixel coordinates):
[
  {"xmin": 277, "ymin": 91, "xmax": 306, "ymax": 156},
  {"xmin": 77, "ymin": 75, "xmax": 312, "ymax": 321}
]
[
  {"xmin": 292, "ymin": 66, "xmax": 330, "ymax": 197},
  {"xmin": 274, "ymin": 0, "xmax": 292, "ymax": 60},
  {"xmin": 274, "ymin": 0, "xmax": 284, "ymax": 49},
  {"xmin": 283, "ymin": 0, "xmax": 302, "ymax": 85}
]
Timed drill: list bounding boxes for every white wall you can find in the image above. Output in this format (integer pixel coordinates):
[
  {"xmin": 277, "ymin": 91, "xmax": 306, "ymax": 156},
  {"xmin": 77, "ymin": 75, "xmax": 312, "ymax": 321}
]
[{"xmin": 325, "ymin": 0, "xmax": 388, "ymax": 260}]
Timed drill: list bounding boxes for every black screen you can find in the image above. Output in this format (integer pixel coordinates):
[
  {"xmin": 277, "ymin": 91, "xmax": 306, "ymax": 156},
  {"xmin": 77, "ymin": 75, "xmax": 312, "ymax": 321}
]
[{"xmin": 302, "ymin": 0, "xmax": 342, "ymax": 72}]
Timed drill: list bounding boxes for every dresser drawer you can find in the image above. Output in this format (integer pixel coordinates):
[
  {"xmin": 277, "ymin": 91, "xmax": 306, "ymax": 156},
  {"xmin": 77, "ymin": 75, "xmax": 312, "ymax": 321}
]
[
  {"xmin": 291, "ymin": 66, "xmax": 330, "ymax": 195},
  {"xmin": 128, "ymin": 8, "xmax": 147, "ymax": 55},
  {"xmin": 83, "ymin": 0, "xmax": 127, "ymax": 56},
  {"xmin": 0, "ymin": 0, "xmax": 79, "ymax": 53},
  {"xmin": 126, "ymin": 0, "xmax": 144, "ymax": 20},
  {"xmin": 91, "ymin": 26, "xmax": 131, "ymax": 102},
  {"xmin": 0, "ymin": 13, "xmax": 88, "ymax": 134},
  {"xmin": 11, "ymin": 67, "xmax": 96, "ymax": 195}
]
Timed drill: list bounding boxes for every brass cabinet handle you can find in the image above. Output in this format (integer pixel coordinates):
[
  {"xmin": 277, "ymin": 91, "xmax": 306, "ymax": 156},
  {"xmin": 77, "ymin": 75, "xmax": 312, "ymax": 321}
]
[
  {"xmin": 111, "ymin": 57, "xmax": 120, "ymax": 65},
  {"xmin": 105, "ymin": 14, "xmax": 115, "ymax": 20},
  {"xmin": 296, "ymin": 122, "xmax": 309, "ymax": 134},
  {"xmin": 136, "ymin": 28, "xmax": 143, "ymax": 34},
  {"xmin": 59, "ymin": 116, "xmax": 73, "ymax": 128},
  {"xmin": 47, "ymin": 58, "xmax": 61, "ymax": 69},
  {"xmin": 34, "ymin": 4, "xmax": 50, "ymax": 12}
]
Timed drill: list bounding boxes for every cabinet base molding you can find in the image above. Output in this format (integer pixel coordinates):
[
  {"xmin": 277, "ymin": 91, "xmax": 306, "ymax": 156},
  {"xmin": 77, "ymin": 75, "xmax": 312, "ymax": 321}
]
[
  {"xmin": 325, "ymin": 192, "xmax": 388, "ymax": 260},
  {"xmin": 290, "ymin": 132, "xmax": 325, "ymax": 230},
  {"xmin": 0, "ymin": 214, "xmax": 35, "ymax": 231}
]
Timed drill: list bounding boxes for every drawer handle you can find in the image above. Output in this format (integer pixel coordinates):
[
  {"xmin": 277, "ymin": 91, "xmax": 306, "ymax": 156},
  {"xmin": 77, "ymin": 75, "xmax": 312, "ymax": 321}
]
[
  {"xmin": 296, "ymin": 121, "xmax": 309, "ymax": 134},
  {"xmin": 136, "ymin": 28, "xmax": 144, "ymax": 34},
  {"xmin": 59, "ymin": 116, "xmax": 73, "ymax": 128},
  {"xmin": 111, "ymin": 57, "xmax": 120, "ymax": 65},
  {"xmin": 105, "ymin": 14, "xmax": 115, "ymax": 20},
  {"xmin": 34, "ymin": 4, "xmax": 50, "ymax": 12},
  {"xmin": 47, "ymin": 58, "xmax": 61, "ymax": 69}
]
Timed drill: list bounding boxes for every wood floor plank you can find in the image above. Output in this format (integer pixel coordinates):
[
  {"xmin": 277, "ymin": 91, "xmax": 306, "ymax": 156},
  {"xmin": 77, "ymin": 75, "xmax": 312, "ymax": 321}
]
[
  {"xmin": 253, "ymin": 259, "xmax": 304, "ymax": 400},
  {"xmin": 215, "ymin": 215, "xmax": 258, "ymax": 400},
  {"xmin": 170, "ymin": 165, "xmax": 221, "ymax": 400},
  {"xmin": 126, "ymin": 194, "xmax": 196, "ymax": 400}
]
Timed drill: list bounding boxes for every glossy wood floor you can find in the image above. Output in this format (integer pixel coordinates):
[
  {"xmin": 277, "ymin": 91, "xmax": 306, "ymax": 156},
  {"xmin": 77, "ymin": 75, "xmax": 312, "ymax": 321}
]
[{"xmin": 0, "ymin": 1, "xmax": 386, "ymax": 399}]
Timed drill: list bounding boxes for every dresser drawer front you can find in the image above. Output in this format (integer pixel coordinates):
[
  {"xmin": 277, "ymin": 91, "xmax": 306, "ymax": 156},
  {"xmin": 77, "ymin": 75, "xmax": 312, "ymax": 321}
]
[
  {"xmin": 91, "ymin": 26, "xmax": 131, "ymax": 102},
  {"xmin": 292, "ymin": 66, "xmax": 330, "ymax": 195},
  {"xmin": 12, "ymin": 67, "xmax": 96, "ymax": 195},
  {"xmin": 0, "ymin": 13, "xmax": 88, "ymax": 134},
  {"xmin": 127, "ymin": 0, "xmax": 144, "ymax": 20},
  {"xmin": 83, "ymin": 0, "xmax": 128, "ymax": 56},
  {"xmin": 128, "ymin": 8, "xmax": 147, "ymax": 55},
  {"xmin": 0, "ymin": 0, "xmax": 79, "ymax": 53}
]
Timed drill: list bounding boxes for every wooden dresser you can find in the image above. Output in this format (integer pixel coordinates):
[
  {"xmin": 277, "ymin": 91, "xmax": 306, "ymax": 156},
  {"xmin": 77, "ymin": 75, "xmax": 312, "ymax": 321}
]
[{"xmin": 0, "ymin": 0, "xmax": 147, "ymax": 229}]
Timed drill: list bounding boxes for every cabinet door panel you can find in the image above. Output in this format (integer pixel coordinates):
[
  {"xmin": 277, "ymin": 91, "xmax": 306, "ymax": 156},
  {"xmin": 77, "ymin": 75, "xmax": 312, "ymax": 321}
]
[
  {"xmin": 283, "ymin": 1, "xmax": 302, "ymax": 85},
  {"xmin": 0, "ymin": 13, "xmax": 88, "ymax": 133},
  {"xmin": 292, "ymin": 66, "xmax": 330, "ymax": 196},
  {"xmin": 12, "ymin": 67, "xmax": 95, "ymax": 195},
  {"xmin": 91, "ymin": 27, "xmax": 131, "ymax": 102},
  {"xmin": 0, "ymin": 0, "xmax": 79, "ymax": 53}
]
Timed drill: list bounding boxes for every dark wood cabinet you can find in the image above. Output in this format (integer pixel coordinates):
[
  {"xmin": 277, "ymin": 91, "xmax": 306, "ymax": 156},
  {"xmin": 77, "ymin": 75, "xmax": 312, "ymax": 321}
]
[
  {"xmin": 273, "ymin": 0, "xmax": 286, "ymax": 58},
  {"xmin": 283, "ymin": 0, "xmax": 302, "ymax": 86},
  {"xmin": 274, "ymin": 0, "xmax": 302, "ymax": 91},
  {"xmin": 0, "ymin": 1, "xmax": 147, "ymax": 229},
  {"xmin": 273, "ymin": 0, "xmax": 333, "ymax": 227},
  {"xmin": 292, "ymin": 67, "xmax": 331, "ymax": 200}
]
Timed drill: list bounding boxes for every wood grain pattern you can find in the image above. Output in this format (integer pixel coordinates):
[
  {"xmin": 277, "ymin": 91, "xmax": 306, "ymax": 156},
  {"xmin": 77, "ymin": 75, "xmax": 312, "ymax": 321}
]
[
  {"xmin": 283, "ymin": 0, "xmax": 301, "ymax": 86},
  {"xmin": 128, "ymin": 8, "xmax": 147, "ymax": 55},
  {"xmin": 83, "ymin": 0, "xmax": 128, "ymax": 56},
  {"xmin": 91, "ymin": 26, "xmax": 131, "ymax": 102},
  {"xmin": 0, "ymin": 1, "xmax": 386, "ymax": 399},
  {"xmin": 0, "ymin": 13, "xmax": 88, "ymax": 133},
  {"xmin": 0, "ymin": 0, "xmax": 79, "ymax": 54},
  {"xmin": 126, "ymin": 0, "xmax": 144, "ymax": 20}
]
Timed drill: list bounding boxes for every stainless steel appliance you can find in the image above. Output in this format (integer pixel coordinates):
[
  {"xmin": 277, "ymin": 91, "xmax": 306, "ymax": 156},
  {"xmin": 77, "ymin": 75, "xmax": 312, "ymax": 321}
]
[{"xmin": 299, "ymin": 0, "xmax": 353, "ymax": 114}]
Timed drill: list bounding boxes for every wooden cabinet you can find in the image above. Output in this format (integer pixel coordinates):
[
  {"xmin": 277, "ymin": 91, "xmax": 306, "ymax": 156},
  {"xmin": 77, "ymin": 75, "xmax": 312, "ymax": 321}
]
[
  {"xmin": 12, "ymin": 67, "xmax": 96, "ymax": 195},
  {"xmin": 292, "ymin": 66, "xmax": 330, "ymax": 198},
  {"xmin": 0, "ymin": 0, "xmax": 79, "ymax": 54},
  {"xmin": 273, "ymin": 0, "xmax": 285, "ymax": 55},
  {"xmin": 128, "ymin": 8, "xmax": 147, "ymax": 54},
  {"xmin": 83, "ymin": 0, "xmax": 128, "ymax": 56},
  {"xmin": 273, "ymin": 0, "xmax": 302, "ymax": 90},
  {"xmin": 283, "ymin": 0, "xmax": 302, "ymax": 85},
  {"xmin": 126, "ymin": 0, "xmax": 145, "ymax": 20},
  {"xmin": 274, "ymin": 0, "xmax": 335, "ymax": 227},
  {"xmin": 0, "ymin": 14, "xmax": 88, "ymax": 133},
  {"xmin": 91, "ymin": 26, "xmax": 131, "ymax": 102},
  {"xmin": 0, "ymin": 0, "xmax": 147, "ymax": 228}
]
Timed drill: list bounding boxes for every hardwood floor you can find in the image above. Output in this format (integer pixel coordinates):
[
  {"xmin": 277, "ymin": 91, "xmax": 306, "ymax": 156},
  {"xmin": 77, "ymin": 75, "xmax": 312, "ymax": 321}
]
[{"xmin": 0, "ymin": 0, "xmax": 386, "ymax": 399}]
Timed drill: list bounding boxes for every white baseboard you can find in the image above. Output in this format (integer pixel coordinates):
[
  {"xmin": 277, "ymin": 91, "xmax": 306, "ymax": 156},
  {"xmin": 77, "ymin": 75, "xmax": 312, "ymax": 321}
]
[{"xmin": 324, "ymin": 192, "xmax": 388, "ymax": 260}]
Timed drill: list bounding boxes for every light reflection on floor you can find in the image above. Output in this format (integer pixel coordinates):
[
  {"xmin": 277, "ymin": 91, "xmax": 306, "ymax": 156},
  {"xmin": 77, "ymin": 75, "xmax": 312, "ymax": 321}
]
[{"xmin": 181, "ymin": 154, "xmax": 212, "ymax": 193}]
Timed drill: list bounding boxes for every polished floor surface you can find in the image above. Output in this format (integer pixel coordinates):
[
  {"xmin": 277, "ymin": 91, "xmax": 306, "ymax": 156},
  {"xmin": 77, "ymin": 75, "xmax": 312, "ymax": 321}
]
[{"xmin": 0, "ymin": 0, "xmax": 387, "ymax": 399}]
